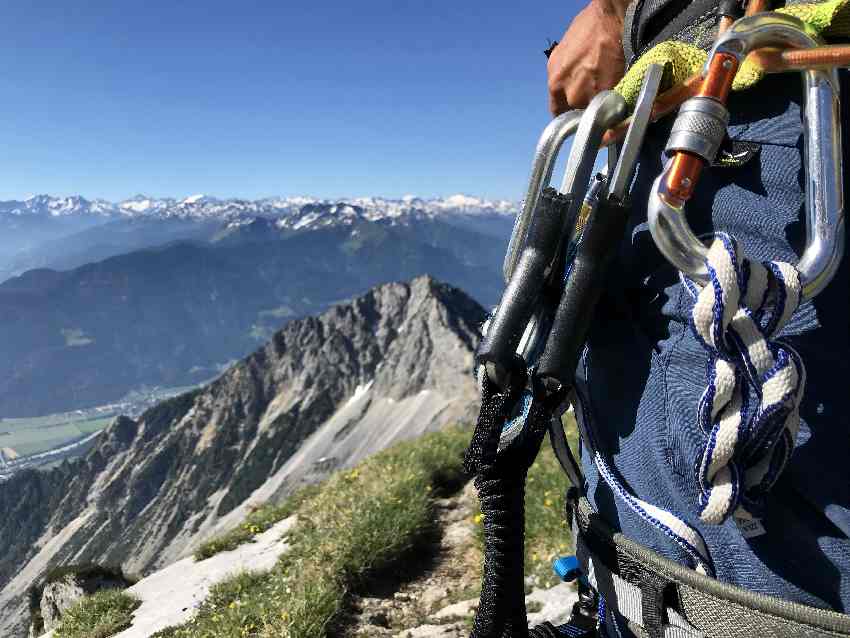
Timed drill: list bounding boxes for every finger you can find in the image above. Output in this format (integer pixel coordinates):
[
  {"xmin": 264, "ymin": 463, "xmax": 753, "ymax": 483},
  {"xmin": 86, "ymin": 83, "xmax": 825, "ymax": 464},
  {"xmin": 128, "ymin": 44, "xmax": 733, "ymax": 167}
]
[
  {"xmin": 549, "ymin": 89, "xmax": 570, "ymax": 116},
  {"xmin": 565, "ymin": 82, "xmax": 595, "ymax": 110}
]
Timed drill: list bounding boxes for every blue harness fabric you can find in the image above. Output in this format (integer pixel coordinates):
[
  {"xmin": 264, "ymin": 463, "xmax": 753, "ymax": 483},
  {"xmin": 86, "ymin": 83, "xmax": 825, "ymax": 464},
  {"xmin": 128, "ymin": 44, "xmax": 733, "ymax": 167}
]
[
  {"xmin": 575, "ymin": 71, "xmax": 850, "ymax": 629},
  {"xmin": 468, "ymin": 4, "xmax": 850, "ymax": 631}
]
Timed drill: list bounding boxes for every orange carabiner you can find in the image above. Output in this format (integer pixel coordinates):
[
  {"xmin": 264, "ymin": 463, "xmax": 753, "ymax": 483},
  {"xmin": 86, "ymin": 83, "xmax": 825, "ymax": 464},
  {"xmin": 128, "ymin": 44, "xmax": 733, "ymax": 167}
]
[{"xmin": 664, "ymin": 53, "xmax": 739, "ymax": 202}]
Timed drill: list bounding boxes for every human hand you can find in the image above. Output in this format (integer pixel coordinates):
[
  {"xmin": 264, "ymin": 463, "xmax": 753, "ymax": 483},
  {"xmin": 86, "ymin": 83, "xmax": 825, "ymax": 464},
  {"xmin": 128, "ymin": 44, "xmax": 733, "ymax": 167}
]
[{"xmin": 547, "ymin": 0, "xmax": 629, "ymax": 115}]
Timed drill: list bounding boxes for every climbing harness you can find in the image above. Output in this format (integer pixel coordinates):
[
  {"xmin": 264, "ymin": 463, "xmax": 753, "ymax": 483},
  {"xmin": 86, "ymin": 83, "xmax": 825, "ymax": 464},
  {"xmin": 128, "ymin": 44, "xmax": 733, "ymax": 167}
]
[{"xmin": 466, "ymin": 5, "xmax": 849, "ymax": 638}]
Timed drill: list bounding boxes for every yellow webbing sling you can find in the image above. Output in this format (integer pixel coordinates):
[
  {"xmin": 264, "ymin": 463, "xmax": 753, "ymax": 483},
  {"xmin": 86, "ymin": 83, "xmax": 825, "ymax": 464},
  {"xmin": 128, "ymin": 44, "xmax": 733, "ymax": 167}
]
[{"xmin": 615, "ymin": 0, "xmax": 850, "ymax": 111}]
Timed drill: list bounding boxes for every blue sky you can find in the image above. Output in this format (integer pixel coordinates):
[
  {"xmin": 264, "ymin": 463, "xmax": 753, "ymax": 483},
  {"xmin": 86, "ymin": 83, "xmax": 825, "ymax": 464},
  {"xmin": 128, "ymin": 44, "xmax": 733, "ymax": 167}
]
[{"xmin": 0, "ymin": 1, "xmax": 585, "ymax": 202}]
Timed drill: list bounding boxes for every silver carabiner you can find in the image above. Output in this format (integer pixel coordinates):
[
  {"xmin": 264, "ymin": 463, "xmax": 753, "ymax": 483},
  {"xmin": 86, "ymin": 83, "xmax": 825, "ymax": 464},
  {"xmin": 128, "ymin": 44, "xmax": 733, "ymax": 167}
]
[
  {"xmin": 482, "ymin": 92, "xmax": 627, "ymax": 391},
  {"xmin": 503, "ymin": 91, "xmax": 628, "ymax": 283},
  {"xmin": 647, "ymin": 13, "xmax": 844, "ymax": 300},
  {"xmin": 503, "ymin": 111, "xmax": 583, "ymax": 283},
  {"xmin": 558, "ymin": 90, "xmax": 628, "ymax": 227}
]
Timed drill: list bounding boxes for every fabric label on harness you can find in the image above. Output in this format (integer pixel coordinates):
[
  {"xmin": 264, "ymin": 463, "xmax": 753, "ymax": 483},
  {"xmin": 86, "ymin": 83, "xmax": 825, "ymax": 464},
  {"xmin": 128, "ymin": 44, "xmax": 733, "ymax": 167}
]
[{"xmin": 734, "ymin": 516, "xmax": 766, "ymax": 539}]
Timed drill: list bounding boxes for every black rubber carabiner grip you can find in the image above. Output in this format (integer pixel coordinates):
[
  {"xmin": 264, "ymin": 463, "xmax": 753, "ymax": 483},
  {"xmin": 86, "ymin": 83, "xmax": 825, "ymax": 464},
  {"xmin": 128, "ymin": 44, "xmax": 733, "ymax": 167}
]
[
  {"xmin": 536, "ymin": 197, "xmax": 629, "ymax": 389},
  {"xmin": 477, "ymin": 187, "xmax": 572, "ymax": 391}
]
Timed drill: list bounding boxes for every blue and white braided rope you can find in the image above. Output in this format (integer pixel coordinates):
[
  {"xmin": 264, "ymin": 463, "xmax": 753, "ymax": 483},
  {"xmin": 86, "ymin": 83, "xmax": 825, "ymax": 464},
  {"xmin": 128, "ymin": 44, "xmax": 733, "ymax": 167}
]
[{"xmin": 687, "ymin": 234, "xmax": 806, "ymax": 525}]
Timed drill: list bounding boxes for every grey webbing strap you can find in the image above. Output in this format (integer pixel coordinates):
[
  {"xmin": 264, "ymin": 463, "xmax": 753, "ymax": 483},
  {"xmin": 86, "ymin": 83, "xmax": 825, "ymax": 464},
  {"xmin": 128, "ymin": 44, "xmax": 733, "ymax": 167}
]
[
  {"xmin": 623, "ymin": 0, "xmax": 641, "ymax": 64},
  {"xmin": 571, "ymin": 494, "xmax": 850, "ymax": 638},
  {"xmin": 548, "ymin": 412, "xmax": 585, "ymax": 494}
]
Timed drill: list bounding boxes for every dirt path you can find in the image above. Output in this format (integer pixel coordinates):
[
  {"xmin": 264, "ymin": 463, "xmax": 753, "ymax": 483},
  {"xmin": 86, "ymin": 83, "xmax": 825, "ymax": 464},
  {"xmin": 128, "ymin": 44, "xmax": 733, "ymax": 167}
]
[{"xmin": 338, "ymin": 481, "xmax": 577, "ymax": 638}]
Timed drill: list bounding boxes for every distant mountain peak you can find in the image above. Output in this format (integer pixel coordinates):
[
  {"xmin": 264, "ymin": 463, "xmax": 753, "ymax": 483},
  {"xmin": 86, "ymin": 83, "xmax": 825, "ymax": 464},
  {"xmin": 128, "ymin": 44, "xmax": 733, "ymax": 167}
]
[
  {"xmin": 181, "ymin": 194, "xmax": 214, "ymax": 205},
  {"xmin": 0, "ymin": 195, "xmax": 113, "ymax": 218},
  {"xmin": 444, "ymin": 193, "xmax": 484, "ymax": 207}
]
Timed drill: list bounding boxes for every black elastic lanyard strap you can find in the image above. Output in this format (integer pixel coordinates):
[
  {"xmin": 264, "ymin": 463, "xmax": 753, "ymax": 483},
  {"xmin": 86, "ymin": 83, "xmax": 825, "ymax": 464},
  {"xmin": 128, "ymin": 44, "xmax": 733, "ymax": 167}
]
[{"xmin": 466, "ymin": 376, "xmax": 561, "ymax": 638}]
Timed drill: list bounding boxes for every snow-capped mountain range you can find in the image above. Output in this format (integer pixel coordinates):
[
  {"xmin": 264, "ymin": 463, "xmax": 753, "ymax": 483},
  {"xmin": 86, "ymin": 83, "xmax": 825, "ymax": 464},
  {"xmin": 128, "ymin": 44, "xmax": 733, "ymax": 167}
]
[
  {"xmin": 0, "ymin": 195, "xmax": 116, "ymax": 218},
  {"xmin": 0, "ymin": 192, "xmax": 518, "ymax": 287},
  {"xmin": 3, "ymin": 193, "xmax": 517, "ymax": 223}
]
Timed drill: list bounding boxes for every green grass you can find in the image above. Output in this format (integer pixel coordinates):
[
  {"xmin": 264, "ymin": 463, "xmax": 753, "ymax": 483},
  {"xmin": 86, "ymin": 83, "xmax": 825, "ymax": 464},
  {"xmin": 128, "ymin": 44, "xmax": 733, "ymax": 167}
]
[
  {"xmin": 524, "ymin": 411, "xmax": 579, "ymax": 587},
  {"xmin": 1, "ymin": 414, "xmax": 67, "ymax": 429},
  {"xmin": 148, "ymin": 415, "xmax": 580, "ymax": 637},
  {"xmin": 76, "ymin": 417, "xmax": 113, "ymax": 434},
  {"xmin": 0, "ymin": 382, "xmax": 201, "ymax": 459},
  {"xmin": 194, "ymin": 484, "xmax": 320, "ymax": 561},
  {"xmin": 2, "ymin": 423, "xmax": 82, "ymax": 456},
  {"xmin": 29, "ymin": 565, "xmax": 135, "ymax": 637},
  {"xmin": 150, "ymin": 426, "xmax": 469, "ymax": 638},
  {"xmin": 54, "ymin": 589, "xmax": 140, "ymax": 638}
]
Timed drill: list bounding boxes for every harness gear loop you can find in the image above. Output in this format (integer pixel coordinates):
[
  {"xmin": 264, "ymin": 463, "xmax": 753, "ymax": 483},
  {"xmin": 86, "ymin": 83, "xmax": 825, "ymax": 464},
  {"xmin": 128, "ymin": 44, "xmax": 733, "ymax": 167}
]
[
  {"xmin": 647, "ymin": 12, "xmax": 845, "ymax": 301},
  {"xmin": 569, "ymin": 490, "xmax": 850, "ymax": 638}
]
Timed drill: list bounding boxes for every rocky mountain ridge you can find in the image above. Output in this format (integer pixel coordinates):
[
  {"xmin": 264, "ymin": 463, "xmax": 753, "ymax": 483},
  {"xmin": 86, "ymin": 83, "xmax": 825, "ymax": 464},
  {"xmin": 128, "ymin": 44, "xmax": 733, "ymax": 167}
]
[{"xmin": 0, "ymin": 276, "xmax": 486, "ymax": 638}]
